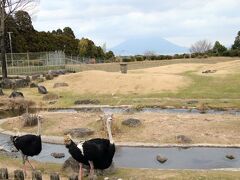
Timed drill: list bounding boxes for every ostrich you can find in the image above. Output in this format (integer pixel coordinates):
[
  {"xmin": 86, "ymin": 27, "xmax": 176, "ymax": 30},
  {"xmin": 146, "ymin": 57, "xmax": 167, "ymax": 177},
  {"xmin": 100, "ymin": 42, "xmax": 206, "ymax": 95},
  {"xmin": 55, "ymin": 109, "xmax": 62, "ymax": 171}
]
[
  {"xmin": 10, "ymin": 115, "xmax": 42, "ymax": 175},
  {"xmin": 64, "ymin": 114, "xmax": 115, "ymax": 180}
]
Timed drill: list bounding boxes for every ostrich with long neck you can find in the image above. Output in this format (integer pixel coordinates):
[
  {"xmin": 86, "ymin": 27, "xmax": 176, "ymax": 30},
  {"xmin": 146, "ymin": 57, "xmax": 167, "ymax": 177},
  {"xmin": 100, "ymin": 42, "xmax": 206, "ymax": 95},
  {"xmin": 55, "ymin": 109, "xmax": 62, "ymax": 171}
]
[
  {"xmin": 11, "ymin": 115, "xmax": 42, "ymax": 175},
  {"xmin": 64, "ymin": 114, "xmax": 115, "ymax": 180}
]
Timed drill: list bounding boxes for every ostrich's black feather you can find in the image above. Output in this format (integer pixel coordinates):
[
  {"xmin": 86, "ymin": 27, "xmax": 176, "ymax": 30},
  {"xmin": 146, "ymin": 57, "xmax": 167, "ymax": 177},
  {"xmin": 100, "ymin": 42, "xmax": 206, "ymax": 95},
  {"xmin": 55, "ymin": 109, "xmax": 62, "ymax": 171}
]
[{"xmin": 11, "ymin": 134, "xmax": 42, "ymax": 156}]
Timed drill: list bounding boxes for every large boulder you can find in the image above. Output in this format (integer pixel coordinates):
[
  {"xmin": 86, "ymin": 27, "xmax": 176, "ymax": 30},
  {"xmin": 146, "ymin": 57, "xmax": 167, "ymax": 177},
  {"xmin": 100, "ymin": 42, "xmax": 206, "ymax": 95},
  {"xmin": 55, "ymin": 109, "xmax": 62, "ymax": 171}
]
[
  {"xmin": 9, "ymin": 91, "xmax": 24, "ymax": 98},
  {"xmin": 53, "ymin": 82, "xmax": 69, "ymax": 88},
  {"xmin": 122, "ymin": 118, "xmax": 142, "ymax": 127},
  {"xmin": 1, "ymin": 78, "xmax": 14, "ymax": 89},
  {"xmin": 48, "ymin": 69, "xmax": 66, "ymax": 76},
  {"xmin": 38, "ymin": 86, "xmax": 48, "ymax": 94},
  {"xmin": 64, "ymin": 128, "xmax": 94, "ymax": 138},
  {"xmin": 15, "ymin": 79, "xmax": 29, "ymax": 88}
]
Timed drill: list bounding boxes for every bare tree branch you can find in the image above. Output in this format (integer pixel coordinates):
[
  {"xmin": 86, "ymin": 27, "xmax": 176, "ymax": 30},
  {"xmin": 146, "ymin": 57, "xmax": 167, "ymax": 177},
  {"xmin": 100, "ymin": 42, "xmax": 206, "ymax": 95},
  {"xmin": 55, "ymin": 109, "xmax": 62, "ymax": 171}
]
[
  {"xmin": 0, "ymin": 0, "xmax": 39, "ymax": 79},
  {"xmin": 190, "ymin": 40, "xmax": 212, "ymax": 54}
]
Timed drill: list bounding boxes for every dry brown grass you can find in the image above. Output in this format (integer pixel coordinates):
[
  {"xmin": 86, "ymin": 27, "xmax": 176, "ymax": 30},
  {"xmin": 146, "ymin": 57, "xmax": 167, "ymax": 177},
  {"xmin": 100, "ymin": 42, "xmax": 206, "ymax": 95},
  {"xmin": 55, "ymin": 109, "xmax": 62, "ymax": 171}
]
[
  {"xmin": 40, "ymin": 70, "xmax": 190, "ymax": 95},
  {"xmin": 3, "ymin": 111, "xmax": 240, "ymax": 145}
]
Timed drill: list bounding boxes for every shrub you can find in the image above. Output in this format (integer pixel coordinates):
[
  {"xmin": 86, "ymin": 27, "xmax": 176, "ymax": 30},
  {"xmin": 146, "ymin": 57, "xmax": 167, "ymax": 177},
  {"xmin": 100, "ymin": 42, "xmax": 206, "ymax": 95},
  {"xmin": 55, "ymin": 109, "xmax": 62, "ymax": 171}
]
[{"xmin": 21, "ymin": 113, "xmax": 40, "ymax": 127}]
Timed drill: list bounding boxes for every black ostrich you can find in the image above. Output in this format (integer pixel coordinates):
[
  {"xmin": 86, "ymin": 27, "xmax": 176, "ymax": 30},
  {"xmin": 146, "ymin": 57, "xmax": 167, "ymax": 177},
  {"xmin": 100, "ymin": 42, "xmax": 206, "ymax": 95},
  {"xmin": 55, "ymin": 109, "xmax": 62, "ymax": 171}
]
[
  {"xmin": 10, "ymin": 115, "xmax": 42, "ymax": 175},
  {"xmin": 64, "ymin": 114, "xmax": 115, "ymax": 180}
]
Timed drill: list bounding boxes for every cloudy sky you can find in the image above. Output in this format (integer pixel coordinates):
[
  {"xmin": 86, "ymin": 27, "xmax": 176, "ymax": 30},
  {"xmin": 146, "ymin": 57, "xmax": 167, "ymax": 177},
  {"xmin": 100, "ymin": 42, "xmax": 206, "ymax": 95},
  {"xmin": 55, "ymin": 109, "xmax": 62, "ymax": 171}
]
[{"xmin": 32, "ymin": 0, "xmax": 240, "ymax": 48}]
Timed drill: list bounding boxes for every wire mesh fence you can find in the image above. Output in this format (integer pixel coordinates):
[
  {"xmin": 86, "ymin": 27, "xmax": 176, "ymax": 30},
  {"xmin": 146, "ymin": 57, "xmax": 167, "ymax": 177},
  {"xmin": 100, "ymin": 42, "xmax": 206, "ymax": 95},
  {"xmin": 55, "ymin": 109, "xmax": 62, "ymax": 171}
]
[
  {"xmin": 1, "ymin": 51, "xmax": 106, "ymax": 75},
  {"xmin": 5, "ymin": 51, "xmax": 65, "ymax": 67}
]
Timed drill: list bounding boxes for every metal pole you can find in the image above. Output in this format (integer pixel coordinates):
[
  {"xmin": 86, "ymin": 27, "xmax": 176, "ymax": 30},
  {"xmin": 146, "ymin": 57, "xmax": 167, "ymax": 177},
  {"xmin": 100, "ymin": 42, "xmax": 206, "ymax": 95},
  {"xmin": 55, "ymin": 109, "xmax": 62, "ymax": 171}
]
[{"xmin": 7, "ymin": 32, "xmax": 13, "ymax": 66}]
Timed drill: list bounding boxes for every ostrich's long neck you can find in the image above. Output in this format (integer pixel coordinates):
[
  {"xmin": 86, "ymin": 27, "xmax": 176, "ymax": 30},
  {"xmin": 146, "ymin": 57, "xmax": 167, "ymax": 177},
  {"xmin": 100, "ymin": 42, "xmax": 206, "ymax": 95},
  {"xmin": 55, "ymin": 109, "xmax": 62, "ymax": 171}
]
[
  {"xmin": 37, "ymin": 118, "xmax": 41, "ymax": 136},
  {"xmin": 107, "ymin": 121, "xmax": 114, "ymax": 144}
]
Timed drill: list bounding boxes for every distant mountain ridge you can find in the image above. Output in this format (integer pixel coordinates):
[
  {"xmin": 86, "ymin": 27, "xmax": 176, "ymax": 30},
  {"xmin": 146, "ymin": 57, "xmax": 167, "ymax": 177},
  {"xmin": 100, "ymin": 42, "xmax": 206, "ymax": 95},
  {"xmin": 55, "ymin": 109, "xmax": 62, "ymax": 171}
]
[{"xmin": 111, "ymin": 37, "xmax": 188, "ymax": 55}]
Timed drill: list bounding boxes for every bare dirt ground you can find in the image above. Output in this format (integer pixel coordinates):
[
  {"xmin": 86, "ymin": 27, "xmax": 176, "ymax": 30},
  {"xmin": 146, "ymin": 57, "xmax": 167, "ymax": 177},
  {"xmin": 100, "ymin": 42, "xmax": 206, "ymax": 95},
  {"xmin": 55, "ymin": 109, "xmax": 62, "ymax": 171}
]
[{"xmin": 2, "ymin": 111, "xmax": 240, "ymax": 145}]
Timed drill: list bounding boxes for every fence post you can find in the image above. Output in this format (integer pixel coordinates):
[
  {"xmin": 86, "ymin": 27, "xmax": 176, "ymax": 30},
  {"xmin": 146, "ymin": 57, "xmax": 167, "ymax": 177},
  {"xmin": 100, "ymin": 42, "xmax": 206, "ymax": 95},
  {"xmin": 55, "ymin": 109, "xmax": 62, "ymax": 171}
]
[
  {"xmin": 0, "ymin": 168, "xmax": 8, "ymax": 179},
  {"xmin": 50, "ymin": 173, "xmax": 60, "ymax": 180},
  {"xmin": 46, "ymin": 52, "xmax": 48, "ymax": 66},
  {"xmin": 27, "ymin": 51, "xmax": 30, "ymax": 67},
  {"xmin": 32, "ymin": 170, "xmax": 42, "ymax": 180},
  {"xmin": 14, "ymin": 170, "xmax": 24, "ymax": 180},
  {"xmin": 69, "ymin": 175, "xmax": 78, "ymax": 180}
]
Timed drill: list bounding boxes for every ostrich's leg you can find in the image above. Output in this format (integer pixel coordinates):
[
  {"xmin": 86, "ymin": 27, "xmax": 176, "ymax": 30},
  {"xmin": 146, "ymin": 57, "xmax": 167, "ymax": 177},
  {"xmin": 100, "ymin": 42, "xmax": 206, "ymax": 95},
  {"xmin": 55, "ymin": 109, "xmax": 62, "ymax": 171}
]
[
  {"xmin": 26, "ymin": 157, "xmax": 35, "ymax": 170},
  {"xmin": 78, "ymin": 163, "xmax": 83, "ymax": 180},
  {"xmin": 21, "ymin": 153, "xmax": 27, "ymax": 176},
  {"xmin": 88, "ymin": 161, "xmax": 95, "ymax": 180}
]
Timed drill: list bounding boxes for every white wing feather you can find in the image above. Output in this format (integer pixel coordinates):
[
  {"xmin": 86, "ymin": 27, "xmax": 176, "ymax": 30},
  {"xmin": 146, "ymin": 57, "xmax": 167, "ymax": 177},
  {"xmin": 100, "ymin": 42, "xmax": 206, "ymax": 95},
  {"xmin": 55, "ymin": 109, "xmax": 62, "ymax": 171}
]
[{"xmin": 77, "ymin": 142, "xmax": 84, "ymax": 156}]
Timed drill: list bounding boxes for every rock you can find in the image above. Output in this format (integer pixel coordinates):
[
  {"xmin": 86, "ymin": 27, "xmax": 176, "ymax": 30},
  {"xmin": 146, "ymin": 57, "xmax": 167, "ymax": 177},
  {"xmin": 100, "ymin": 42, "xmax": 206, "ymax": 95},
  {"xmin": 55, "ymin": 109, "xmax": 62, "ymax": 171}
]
[
  {"xmin": 64, "ymin": 128, "xmax": 94, "ymax": 138},
  {"xmin": 35, "ymin": 77, "xmax": 45, "ymax": 83},
  {"xmin": 15, "ymin": 79, "xmax": 29, "ymax": 88},
  {"xmin": 30, "ymin": 82, "xmax": 38, "ymax": 88},
  {"xmin": 62, "ymin": 157, "xmax": 80, "ymax": 173},
  {"xmin": 0, "ymin": 149, "xmax": 18, "ymax": 158},
  {"xmin": 9, "ymin": 91, "xmax": 24, "ymax": 98},
  {"xmin": 226, "ymin": 155, "xmax": 235, "ymax": 160},
  {"xmin": 45, "ymin": 74, "xmax": 54, "ymax": 80},
  {"xmin": 38, "ymin": 85, "xmax": 48, "ymax": 94},
  {"xmin": 0, "ymin": 88, "xmax": 4, "ymax": 96},
  {"xmin": 53, "ymin": 82, "xmax": 69, "ymax": 88},
  {"xmin": 32, "ymin": 74, "xmax": 41, "ymax": 80},
  {"xmin": 42, "ymin": 93, "xmax": 59, "ymax": 101},
  {"xmin": 62, "ymin": 157, "xmax": 116, "ymax": 176},
  {"xmin": 202, "ymin": 69, "xmax": 217, "ymax": 74},
  {"xmin": 74, "ymin": 99, "xmax": 100, "ymax": 105},
  {"xmin": 122, "ymin": 118, "xmax": 141, "ymax": 127},
  {"xmin": 25, "ymin": 76, "xmax": 31, "ymax": 83},
  {"xmin": 51, "ymin": 152, "xmax": 65, "ymax": 159},
  {"xmin": 186, "ymin": 100, "xmax": 199, "ymax": 105},
  {"xmin": 156, "ymin": 155, "xmax": 168, "ymax": 164},
  {"xmin": 1, "ymin": 78, "xmax": 14, "ymax": 89},
  {"xmin": 49, "ymin": 100, "xmax": 57, "ymax": 105},
  {"xmin": 176, "ymin": 135, "xmax": 192, "ymax": 144}
]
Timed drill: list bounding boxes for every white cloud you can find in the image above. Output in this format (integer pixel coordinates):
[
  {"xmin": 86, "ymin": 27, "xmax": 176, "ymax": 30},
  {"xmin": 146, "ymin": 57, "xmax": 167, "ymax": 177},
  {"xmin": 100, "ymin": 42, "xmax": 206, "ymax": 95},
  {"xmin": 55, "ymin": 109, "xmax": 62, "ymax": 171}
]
[{"xmin": 32, "ymin": 0, "xmax": 240, "ymax": 48}]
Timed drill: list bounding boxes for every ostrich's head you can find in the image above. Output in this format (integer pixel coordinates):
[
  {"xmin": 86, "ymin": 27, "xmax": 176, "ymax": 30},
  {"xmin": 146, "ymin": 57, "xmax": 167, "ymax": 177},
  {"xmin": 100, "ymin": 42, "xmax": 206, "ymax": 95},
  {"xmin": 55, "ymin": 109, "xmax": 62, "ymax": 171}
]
[{"xmin": 64, "ymin": 134, "xmax": 72, "ymax": 145}]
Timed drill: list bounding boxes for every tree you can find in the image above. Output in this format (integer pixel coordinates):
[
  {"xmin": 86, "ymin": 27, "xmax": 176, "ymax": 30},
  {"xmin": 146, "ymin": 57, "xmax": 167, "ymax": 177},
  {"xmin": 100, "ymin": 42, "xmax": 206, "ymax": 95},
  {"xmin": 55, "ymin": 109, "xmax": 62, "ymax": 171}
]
[
  {"xmin": 15, "ymin": 10, "xmax": 34, "ymax": 32},
  {"xmin": 0, "ymin": 0, "xmax": 39, "ymax": 79},
  {"xmin": 63, "ymin": 27, "xmax": 75, "ymax": 39},
  {"xmin": 79, "ymin": 38, "xmax": 96, "ymax": 58},
  {"xmin": 105, "ymin": 51, "xmax": 115, "ymax": 60},
  {"xmin": 232, "ymin": 31, "xmax": 240, "ymax": 50},
  {"xmin": 212, "ymin": 41, "xmax": 227, "ymax": 55},
  {"xmin": 189, "ymin": 40, "xmax": 212, "ymax": 54}
]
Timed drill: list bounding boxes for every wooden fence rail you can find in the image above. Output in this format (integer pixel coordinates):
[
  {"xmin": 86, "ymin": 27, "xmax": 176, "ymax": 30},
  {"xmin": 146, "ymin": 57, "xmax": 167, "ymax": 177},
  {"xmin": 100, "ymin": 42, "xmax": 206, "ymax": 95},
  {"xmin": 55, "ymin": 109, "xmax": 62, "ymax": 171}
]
[{"xmin": 0, "ymin": 168, "xmax": 78, "ymax": 180}]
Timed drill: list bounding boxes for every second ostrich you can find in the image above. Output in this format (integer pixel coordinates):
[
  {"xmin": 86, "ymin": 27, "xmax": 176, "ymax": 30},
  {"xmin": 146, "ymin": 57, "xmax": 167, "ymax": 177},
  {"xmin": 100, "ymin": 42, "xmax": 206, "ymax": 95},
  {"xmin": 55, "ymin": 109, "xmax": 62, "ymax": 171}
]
[
  {"xmin": 11, "ymin": 115, "xmax": 42, "ymax": 175},
  {"xmin": 64, "ymin": 114, "xmax": 115, "ymax": 180}
]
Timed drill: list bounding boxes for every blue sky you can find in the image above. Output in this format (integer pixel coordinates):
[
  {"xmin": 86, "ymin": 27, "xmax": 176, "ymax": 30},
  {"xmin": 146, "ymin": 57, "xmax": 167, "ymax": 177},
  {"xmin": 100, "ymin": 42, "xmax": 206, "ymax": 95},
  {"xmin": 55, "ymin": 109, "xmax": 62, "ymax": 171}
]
[{"xmin": 32, "ymin": 0, "xmax": 240, "ymax": 48}]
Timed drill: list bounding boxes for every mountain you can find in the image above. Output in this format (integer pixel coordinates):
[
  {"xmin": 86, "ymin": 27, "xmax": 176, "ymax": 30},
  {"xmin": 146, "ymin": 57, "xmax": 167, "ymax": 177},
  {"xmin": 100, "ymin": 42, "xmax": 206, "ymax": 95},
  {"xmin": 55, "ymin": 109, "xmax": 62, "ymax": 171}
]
[{"xmin": 111, "ymin": 37, "xmax": 188, "ymax": 55}]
